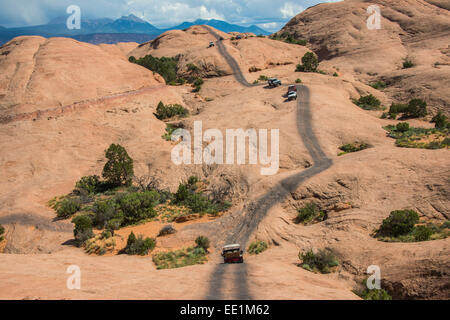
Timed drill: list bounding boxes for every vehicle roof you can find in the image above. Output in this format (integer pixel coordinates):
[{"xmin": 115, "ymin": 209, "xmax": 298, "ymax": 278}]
[{"xmin": 222, "ymin": 244, "xmax": 241, "ymax": 250}]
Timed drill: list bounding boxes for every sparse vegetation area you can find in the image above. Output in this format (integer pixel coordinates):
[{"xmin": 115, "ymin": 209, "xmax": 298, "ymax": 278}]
[
  {"xmin": 354, "ymin": 279, "xmax": 392, "ymax": 300},
  {"xmin": 270, "ymin": 32, "xmax": 307, "ymax": 46},
  {"xmin": 49, "ymin": 146, "xmax": 231, "ymax": 254},
  {"xmin": 384, "ymin": 124, "xmax": 449, "ymax": 149},
  {"xmin": 247, "ymin": 240, "xmax": 268, "ymax": 254},
  {"xmin": 155, "ymin": 101, "xmax": 189, "ymax": 120},
  {"xmin": 123, "ymin": 232, "xmax": 156, "ymax": 255},
  {"xmin": 352, "ymin": 94, "xmax": 382, "ymax": 110},
  {"xmin": 296, "ymin": 52, "xmax": 319, "ymax": 73},
  {"xmin": 370, "ymin": 81, "xmax": 387, "ymax": 90},
  {"xmin": 295, "ymin": 202, "xmax": 326, "ymax": 224},
  {"xmin": 403, "ymin": 59, "xmax": 414, "ymax": 69},
  {"xmin": 375, "ymin": 210, "xmax": 449, "ymax": 242},
  {"xmin": 130, "ymin": 54, "xmax": 179, "ymax": 83},
  {"xmin": 388, "ymin": 99, "xmax": 427, "ymax": 119},
  {"xmin": 338, "ymin": 142, "xmax": 369, "ymax": 156},
  {"xmin": 152, "ymin": 236, "xmax": 210, "ymax": 269},
  {"xmin": 299, "ymin": 248, "xmax": 339, "ymax": 274}
]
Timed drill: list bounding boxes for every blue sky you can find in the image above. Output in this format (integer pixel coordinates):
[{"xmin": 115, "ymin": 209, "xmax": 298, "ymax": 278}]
[{"xmin": 0, "ymin": 0, "xmax": 342, "ymax": 31}]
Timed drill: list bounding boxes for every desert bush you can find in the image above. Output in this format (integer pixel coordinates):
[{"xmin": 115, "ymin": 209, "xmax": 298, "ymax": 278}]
[
  {"xmin": 295, "ymin": 78, "xmax": 302, "ymax": 83},
  {"xmin": 299, "ymin": 248, "xmax": 339, "ymax": 274},
  {"xmin": 115, "ymin": 191, "xmax": 160, "ymax": 226},
  {"xmin": 152, "ymin": 246, "xmax": 207, "ymax": 269},
  {"xmin": 72, "ymin": 215, "xmax": 94, "ymax": 246},
  {"xmin": 403, "ymin": 59, "xmax": 414, "ymax": 69},
  {"xmin": 353, "ymin": 94, "xmax": 382, "ymax": 110},
  {"xmin": 195, "ymin": 235, "xmax": 210, "ymax": 252},
  {"xmin": 192, "ymin": 77, "xmax": 204, "ymax": 92},
  {"xmin": 333, "ymin": 72, "xmax": 338, "ymax": 77},
  {"xmin": 162, "ymin": 124, "xmax": 177, "ymax": 141},
  {"xmin": 0, "ymin": 224, "xmax": 4, "ymax": 241},
  {"xmin": 378, "ymin": 210, "xmax": 419, "ymax": 237},
  {"xmin": 431, "ymin": 112, "xmax": 449, "ymax": 129},
  {"xmin": 370, "ymin": 81, "xmax": 387, "ymax": 90},
  {"xmin": 132, "ymin": 55, "xmax": 178, "ymax": 83},
  {"xmin": 155, "ymin": 101, "xmax": 189, "ymax": 120},
  {"xmin": 55, "ymin": 197, "xmax": 81, "ymax": 218},
  {"xmin": 92, "ymin": 199, "xmax": 119, "ymax": 229},
  {"xmin": 128, "ymin": 56, "xmax": 136, "ymax": 63},
  {"xmin": 404, "ymin": 99, "xmax": 427, "ymax": 118},
  {"xmin": 102, "ymin": 144, "xmax": 134, "ymax": 187},
  {"xmin": 413, "ymin": 225, "xmax": 433, "ymax": 241},
  {"xmin": 258, "ymin": 75, "xmax": 269, "ymax": 81},
  {"xmin": 338, "ymin": 142, "xmax": 369, "ymax": 155},
  {"xmin": 295, "ymin": 202, "xmax": 325, "ymax": 224},
  {"xmin": 75, "ymin": 175, "xmax": 101, "ymax": 194},
  {"xmin": 173, "ymin": 178, "xmax": 226, "ymax": 215},
  {"xmin": 186, "ymin": 63, "xmax": 199, "ymax": 73},
  {"xmin": 396, "ymin": 122, "xmax": 410, "ymax": 133},
  {"xmin": 247, "ymin": 240, "xmax": 268, "ymax": 255},
  {"xmin": 296, "ymin": 52, "xmax": 319, "ymax": 73},
  {"xmin": 362, "ymin": 288, "xmax": 392, "ymax": 300},
  {"xmin": 124, "ymin": 232, "xmax": 156, "ymax": 255}
]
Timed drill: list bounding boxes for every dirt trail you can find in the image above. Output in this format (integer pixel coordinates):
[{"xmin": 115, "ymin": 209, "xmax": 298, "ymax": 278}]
[{"xmin": 202, "ymin": 26, "xmax": 333, "ymax": 299}]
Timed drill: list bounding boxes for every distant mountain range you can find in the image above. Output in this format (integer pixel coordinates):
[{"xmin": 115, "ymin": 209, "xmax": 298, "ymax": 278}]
[{"xmin": 0, "ymin": 14, "xmax": 270, "ymax": 45}]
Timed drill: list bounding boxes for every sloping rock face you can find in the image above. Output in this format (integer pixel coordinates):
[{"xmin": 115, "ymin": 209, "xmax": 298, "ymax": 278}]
[
  {"xmin": 277, "ymin": 0, "xmax": 450, "ymax": 115},
  {"xmin": 129, "ymin": 25, "xmax": 309, "ymax": 78},
  {"xmin": 0, "ymin": 36, "xmax": 164, "ymax": 117}
]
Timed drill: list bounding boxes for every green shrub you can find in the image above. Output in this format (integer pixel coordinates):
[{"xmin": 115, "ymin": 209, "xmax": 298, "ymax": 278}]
[
  {"xmin": 186, "ymin": 63, "xmax": 199, "ymax": 73},
  {"xmin": 299, "ymin": 248, "xmax": 339, "ymax": 274},
  {"xmin": 249, "ymin": 66, "xmax": 261, "ymax": 73},
  {"xmin": 173, "ymin": 178, "xmax": 227, "ymax": 215},
  {"xmin": 338, "ymin": 142, "xmax": 369, "ymax": 154},
  {"xmin": 371, "ymin": 81, "xmax": 387, "ymax": 90},
  {"xmin": 378, "ymin": 210, "xmax": 419, "ymax": 237},
  {"xmin": 404, "ymin": 99, "xmax": 427, "ymax": 118},
  {"xmin": 431, "ymin": 112, "xmax": 448, "ymax": 129},
  {"xmin": 361, "ymin": 288, "xmax": 392, "ymax": 300},
  {"xmin": 75, "ymin": 175, "xmax": 101, "ymax": 194},
  {"xmin": 102, "ymin": 144, "xmax": 134, "ymax": 187},
  {"xmin": 55, "ymin": 198, "xmax": 81, "ymax": 218},
  {"xmin": 413, "ymin": 225, "xmax": 433, "ymax": 241},
  {"xmin": 247, "ymin": 241, "xmax": 268, "ymax": 254},
  {"xmin": 92, "ymin": 199, "xmax": 119, "ymax": 229},
  {"xmin": 297, "ymin": 52, "xmax": 319, "ymax": 73},
  {"xmin": 333, "ymin": 72, "xmax": 338, "ymax": 77},
  {"xmin": 124, "ymin": 232, "xmax": 156, "ymax": 255},
  {"xmin": 396, "ymin": 122, "xmax": 410, "ymax": 133},
  {"xmin": 403, "ymin": 59, "xmax": 414, "ymax": 69},
  {"xmin": 0, "ymin": 224, "xmax": 4, "ymax": 241},
  {"xmin": 295, "ymin": 78, "xmax": 302, "ymax": 83},
  {"xmin": 128, "ymin": 56, "xmax": 136, "ymax": 63},
  {"xmin": 72, "ymin": 215, "xmax": 94, "ymax": 246},
  {"xmin": 162, "ymin": 124, "xmax": 176, "ymax": 141},
  {"xmin": 154, "ymin": 101, "xmax": 189, "ymax": 120},
  {"xmin": 259, "ymin": 75, "xmax": 269, "ymax": 81},
  {"xmin": 115, "ymin": 191, "xmax": 160, "ymax": 226},
  {"xmin": 132, "ymin": 55, "xmax": 178, "ymax": 83},
  {"xmin": 195, "ymin": 235, "xmax": 210, "ymax": 251},
  {"xmin": 353, "ymin": 94, "xmax": 382, "ymax": 110},
  {"xmin": 295, "ymin": 202, "xmax": 325, "ymax": 224}
]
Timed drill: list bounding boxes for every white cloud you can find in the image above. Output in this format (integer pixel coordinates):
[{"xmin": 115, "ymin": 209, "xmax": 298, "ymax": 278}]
[{"xmin": 280, "ymin": 2, "xmax": 304, "ymax": 19}]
